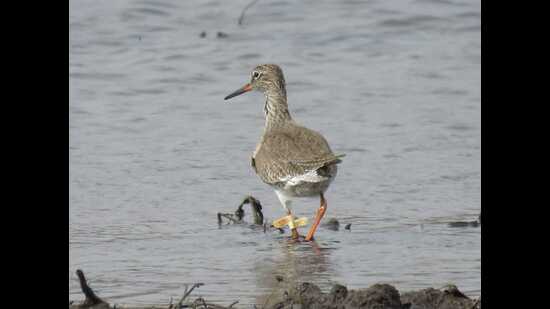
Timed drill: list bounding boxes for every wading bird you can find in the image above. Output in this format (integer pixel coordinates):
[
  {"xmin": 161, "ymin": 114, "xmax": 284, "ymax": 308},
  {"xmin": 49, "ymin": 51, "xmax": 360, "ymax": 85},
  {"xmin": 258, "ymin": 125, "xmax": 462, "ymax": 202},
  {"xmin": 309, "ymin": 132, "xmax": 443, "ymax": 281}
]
[{"xmin": 224, "ymin": 64, "xmax": 344, "ymax": 241}]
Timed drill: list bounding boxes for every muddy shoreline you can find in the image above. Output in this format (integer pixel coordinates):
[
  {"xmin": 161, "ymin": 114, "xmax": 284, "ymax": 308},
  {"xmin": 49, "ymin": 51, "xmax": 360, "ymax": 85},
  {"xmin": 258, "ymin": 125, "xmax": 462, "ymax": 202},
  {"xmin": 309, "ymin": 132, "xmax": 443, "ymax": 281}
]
[
  {"xmin": 71, "ymin": 198, "xmax": 480, "ymax": 309},
  {"xmin": 69, "ymin": 270, "xmax": 480, "ymax": 309}
]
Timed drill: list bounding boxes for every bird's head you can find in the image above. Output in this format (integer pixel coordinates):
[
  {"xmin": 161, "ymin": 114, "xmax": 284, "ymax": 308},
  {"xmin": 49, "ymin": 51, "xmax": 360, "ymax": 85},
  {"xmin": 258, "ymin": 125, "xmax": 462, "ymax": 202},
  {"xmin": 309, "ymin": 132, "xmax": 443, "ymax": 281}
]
[{"xmin": 224, "ymin": 64, "xmax": 286, "ymax": 100}]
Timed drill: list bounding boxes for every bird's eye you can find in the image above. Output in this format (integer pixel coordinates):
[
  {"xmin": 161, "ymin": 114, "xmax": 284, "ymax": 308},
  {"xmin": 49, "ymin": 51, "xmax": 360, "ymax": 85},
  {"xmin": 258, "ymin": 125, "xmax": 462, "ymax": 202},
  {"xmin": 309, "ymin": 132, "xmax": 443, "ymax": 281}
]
[{"xmin": 252, "ymin": 71, "xmax": 261, "ymax": 79}]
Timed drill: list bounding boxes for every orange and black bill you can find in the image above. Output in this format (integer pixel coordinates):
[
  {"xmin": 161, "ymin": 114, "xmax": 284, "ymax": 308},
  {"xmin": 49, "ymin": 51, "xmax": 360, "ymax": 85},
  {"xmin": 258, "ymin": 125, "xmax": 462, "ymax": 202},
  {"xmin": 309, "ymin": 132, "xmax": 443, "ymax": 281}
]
[{"xmin": 224, "ymin": 83, "xmax": 252, "ymax": 100}]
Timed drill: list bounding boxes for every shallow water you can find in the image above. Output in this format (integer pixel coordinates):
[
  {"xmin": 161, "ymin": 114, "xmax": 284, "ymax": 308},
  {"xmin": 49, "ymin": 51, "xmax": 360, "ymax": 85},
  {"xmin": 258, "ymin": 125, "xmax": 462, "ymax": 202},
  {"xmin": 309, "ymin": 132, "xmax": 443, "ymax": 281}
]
[{"xmin": 69, "ymin": 0, "xmax": 480, "ymax": 305}]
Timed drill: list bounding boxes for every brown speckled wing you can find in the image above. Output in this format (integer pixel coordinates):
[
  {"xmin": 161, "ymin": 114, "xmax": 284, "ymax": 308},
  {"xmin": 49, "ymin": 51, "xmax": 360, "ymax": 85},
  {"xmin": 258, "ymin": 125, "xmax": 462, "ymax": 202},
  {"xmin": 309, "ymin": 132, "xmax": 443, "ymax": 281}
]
[{"xmin": 253, "ymin": 124, "xmax": 344, "ymax": 184}]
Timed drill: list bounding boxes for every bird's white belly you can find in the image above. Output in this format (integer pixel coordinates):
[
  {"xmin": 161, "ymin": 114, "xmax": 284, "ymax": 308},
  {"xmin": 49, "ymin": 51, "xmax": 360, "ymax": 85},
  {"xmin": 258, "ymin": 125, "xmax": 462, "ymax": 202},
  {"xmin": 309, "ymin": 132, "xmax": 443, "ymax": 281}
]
[{"xmin": 273, "ymin": 164, "xmax": 337, "ymax": 198}]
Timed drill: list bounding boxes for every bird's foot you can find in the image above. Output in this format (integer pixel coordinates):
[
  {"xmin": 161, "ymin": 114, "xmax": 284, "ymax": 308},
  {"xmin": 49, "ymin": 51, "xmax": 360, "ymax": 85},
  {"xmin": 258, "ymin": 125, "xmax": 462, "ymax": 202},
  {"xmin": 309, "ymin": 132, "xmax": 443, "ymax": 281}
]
[
  {"xmin": 272, "ymin": 215, "xmax": 308, "ymax": 229},
  {"xmin": 286, "ymin": 229, "xmax": 319, "ymax": 243},
  {"xmin": 291, "ymin": 228, "xmax": 300, "ymax": 240},
  {"xmin": 287, "ymin": 235, "xmax": 304, "ymax": 243},
  {"xmin": 286, "ymin": 235, "xmax": 316, "ymax": 244}
]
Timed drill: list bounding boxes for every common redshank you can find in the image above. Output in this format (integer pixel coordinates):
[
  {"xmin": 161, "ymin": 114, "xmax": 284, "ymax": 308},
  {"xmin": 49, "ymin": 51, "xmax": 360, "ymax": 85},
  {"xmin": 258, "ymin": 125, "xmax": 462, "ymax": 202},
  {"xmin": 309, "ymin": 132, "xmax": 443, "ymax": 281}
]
[{"xmin": 224, "ymin": 64, "xmax": 344, "ymax": 241}]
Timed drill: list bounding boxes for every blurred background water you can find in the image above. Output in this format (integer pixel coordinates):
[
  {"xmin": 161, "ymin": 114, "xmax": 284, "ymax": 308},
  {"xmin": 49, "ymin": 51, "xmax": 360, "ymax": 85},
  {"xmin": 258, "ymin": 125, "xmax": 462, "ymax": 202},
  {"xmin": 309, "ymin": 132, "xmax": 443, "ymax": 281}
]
[{"xmin": 69, "ymin": 0, "xmax": 480, "ymax": 306}]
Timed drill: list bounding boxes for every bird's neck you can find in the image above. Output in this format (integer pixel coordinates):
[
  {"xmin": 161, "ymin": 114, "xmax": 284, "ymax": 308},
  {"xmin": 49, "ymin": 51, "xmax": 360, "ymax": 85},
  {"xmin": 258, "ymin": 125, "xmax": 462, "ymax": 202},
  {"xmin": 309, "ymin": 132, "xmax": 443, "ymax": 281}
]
[{"xmin": 264, "ymin": 89, "xmax": 292, "ymax": 129}]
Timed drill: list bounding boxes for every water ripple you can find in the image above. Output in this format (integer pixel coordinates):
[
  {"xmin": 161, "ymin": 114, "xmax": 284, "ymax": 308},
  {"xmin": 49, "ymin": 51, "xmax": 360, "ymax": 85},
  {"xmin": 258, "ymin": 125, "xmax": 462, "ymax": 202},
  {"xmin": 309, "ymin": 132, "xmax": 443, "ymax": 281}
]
[{"xmin": 70, "ymin": 0, "xmax": 480, "ymax": 305}]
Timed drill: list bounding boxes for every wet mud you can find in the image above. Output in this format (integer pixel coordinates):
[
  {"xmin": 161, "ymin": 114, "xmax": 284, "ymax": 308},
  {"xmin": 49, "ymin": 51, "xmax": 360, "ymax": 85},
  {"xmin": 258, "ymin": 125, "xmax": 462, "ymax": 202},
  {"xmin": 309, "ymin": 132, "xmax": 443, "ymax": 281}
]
[{"xmin": 70, "ymin": 270, "xmax": 480, "ymax": 309}]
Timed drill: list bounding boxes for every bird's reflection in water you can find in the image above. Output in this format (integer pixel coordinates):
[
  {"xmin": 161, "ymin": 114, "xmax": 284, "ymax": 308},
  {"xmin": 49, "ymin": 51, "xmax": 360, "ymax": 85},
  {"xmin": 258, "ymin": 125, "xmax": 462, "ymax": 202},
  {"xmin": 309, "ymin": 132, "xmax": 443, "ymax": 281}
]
[{"xmin": 253, "ymin": 238, "xmax": 338, "ymax": 305}]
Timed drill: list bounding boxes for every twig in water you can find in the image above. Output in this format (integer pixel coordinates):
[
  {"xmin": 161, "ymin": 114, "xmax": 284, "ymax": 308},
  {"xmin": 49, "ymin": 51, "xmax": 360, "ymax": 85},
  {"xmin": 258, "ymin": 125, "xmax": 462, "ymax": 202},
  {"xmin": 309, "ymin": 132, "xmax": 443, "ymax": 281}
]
[
  {"xmin": 177, "ymin": 283, "xmax": 205, "ymax": 308},
  {"xmin": 194, "ymin": 297, "xmax": 209, "ymax": 309},
  {"xmin": 471, "ymin": 297, "xmax": 481, "ymax": 309},
  {"xmin": 238, "ymin": 195, "xmax": 264, "ymax": 224},
  {"xmin": 238, "ymin": 0, "xmax": 260, "ymax": 26},
  {"xmin": 228, "ymin": 300, "xmax": 239, "ymax": 308},
  {"xmin": 76, "ymin": 269, "xmax": 106, "ymax": 306},
  {"xmin": 218, "ymin": 213, "xmax": 239, "ymax": 224}
]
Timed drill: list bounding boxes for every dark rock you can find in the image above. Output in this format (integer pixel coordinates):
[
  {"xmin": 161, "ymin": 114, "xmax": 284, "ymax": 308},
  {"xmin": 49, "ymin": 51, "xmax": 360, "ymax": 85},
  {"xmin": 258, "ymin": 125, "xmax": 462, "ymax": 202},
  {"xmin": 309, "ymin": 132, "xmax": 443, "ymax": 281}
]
[
  {"xmin": 288, "ymin": 282, "xmax": 324, "ymax": 307},
  {"xmin": 443, "ymin": 284, "xmax": 468, "ymax": 299},
  {"xmin": 323, "ymin": 218, "xmax": 340, "ymax": 231},
  {"xmin": 217, "ymin": 31, "xmax": 228, "ymax": 38},
  {"xmin": 270, "ymin": 282, "xmax": 402, "ymax": 309},
  {"xmin": 329, "ymin": 284, "xmax": 348, "ymax": 302},
  {"xmin": 345, "ymin": 284, "xmax": 402, "ymax": 309},
  {"xmin": 400, "ymin": 286, "xmax": 476, "ymax": 309},
  {"xmin": 200, "ymin": 31, "xmax": 207, "ymax": 38},
  {"xmin": 265, "ymin": 282, "xmax": 476, "ymax": 309}
]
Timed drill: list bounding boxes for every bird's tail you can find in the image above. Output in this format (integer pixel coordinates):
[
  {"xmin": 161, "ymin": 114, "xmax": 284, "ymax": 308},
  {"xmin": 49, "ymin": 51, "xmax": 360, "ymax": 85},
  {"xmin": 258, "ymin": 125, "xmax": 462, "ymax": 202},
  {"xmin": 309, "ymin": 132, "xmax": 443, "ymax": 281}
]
[{"xmin": 291, "ymin": 153, "xmax": 345, "ymax": 168}]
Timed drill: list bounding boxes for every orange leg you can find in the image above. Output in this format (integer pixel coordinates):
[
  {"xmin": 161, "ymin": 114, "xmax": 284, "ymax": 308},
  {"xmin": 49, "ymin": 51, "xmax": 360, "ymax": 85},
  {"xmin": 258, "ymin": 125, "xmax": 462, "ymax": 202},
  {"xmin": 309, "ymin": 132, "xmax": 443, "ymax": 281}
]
[{"xmin": 305, "ymin": 193, "xmax": 327, "ymax": 241}]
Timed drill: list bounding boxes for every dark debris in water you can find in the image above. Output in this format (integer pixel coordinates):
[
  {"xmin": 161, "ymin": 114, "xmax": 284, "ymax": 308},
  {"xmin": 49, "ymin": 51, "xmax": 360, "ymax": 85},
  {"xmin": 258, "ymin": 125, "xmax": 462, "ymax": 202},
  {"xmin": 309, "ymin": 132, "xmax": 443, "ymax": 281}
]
[
  {"xmin": 70, "ymin": 270, "xmax": 229, "ymax": 309},
  {"xmin": 70, "ymin": 269, "xmax": 111, "ymax": 309},
  {"xmin": 218, "ymin": 196, "xmax": 352, "ymax": 236},
  {"xmin": 448, "ymin": 212, "xmax": 481, "ymax": 228},
  {"xmin": 448, "ymin": 221, "xmax": 479, "ymax": 228},
  {"xmin": 319, "ymin": 218, "xmax": 353, "ymax": 232},
  {"xmin": 218, "ymin": 195, "xmax": 265, "ymax": 226},
  {"xmin": 198, "ymin": 31, "xmax": 229, "ymax": 39},
  {"xmin": 322, "ymin": 218, "xmax": 340, "ymax": 231},
  {"xmin": 238, "ymin": 0, "xmax": 260, "ymax": 26}
]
